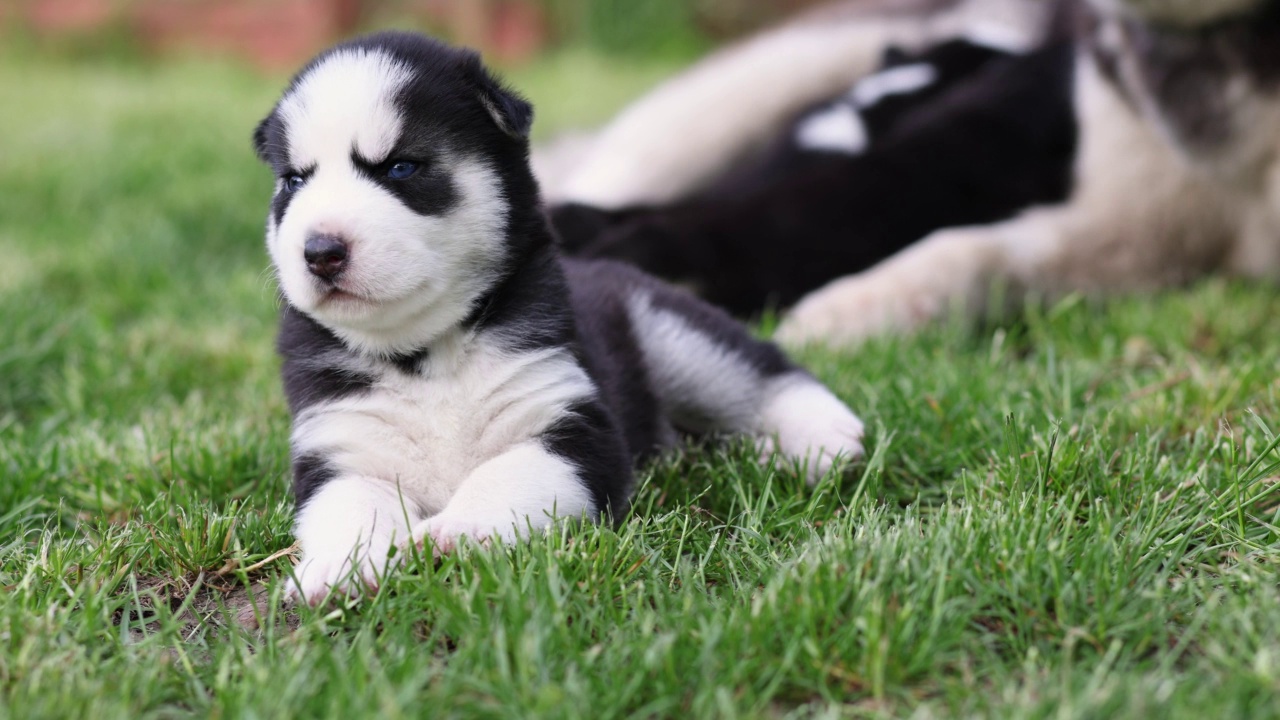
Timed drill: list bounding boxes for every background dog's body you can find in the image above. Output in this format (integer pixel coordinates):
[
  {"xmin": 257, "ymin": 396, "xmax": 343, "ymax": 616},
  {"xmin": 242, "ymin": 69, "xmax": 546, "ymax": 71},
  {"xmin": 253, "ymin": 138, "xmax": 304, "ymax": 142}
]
[
  {"xmin": 536, "ymin": 0, "xmax": 1050, "ymax": 211},
  {"xmin": 254, "ymin": 33, "xmax": 864, "ymax": 604},
  {"xmin": 541, "ymin": 0, "xmax": 1280, "ymax": 344},
  {"xmin": 780, "ymin": 0, "xmax": 1280, "ymax": 343},
  {"xmin": 553, "ymin": 38, "xmax": 1078, "ymax": 315}
]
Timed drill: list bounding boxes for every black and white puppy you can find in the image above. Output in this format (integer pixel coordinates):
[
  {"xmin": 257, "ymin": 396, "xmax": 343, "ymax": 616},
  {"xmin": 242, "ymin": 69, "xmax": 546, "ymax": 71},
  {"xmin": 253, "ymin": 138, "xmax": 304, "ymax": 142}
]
[{"xmin": 252, "ymin": 32, "xmax": 865, "ymax": 604}]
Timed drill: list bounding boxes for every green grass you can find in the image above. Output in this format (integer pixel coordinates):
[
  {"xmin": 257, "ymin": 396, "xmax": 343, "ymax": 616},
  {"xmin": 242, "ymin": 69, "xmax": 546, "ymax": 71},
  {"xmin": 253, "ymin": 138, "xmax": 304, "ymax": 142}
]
[{"xmin": 2, "ymin": 48, "xmax": 1279, "ymax": 719}]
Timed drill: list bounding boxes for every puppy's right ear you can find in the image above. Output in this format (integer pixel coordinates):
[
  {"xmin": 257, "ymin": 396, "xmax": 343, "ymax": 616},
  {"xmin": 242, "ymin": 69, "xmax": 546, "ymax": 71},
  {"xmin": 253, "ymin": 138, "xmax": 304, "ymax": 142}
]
[
  {"xmin": 462, "ymin": 51, "xmax": 534, "ymax": 141},
  {"xmin": 252, "ymin": 116, "xmax": 272, "ymax": 162}
]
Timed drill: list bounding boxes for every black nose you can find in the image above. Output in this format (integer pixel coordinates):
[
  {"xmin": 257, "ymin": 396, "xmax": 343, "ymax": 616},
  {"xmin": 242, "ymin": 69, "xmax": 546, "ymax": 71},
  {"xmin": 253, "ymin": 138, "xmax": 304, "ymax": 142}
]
[{"xmin": 304, "ymin": 234, "xmax": 349, "ymax": 281}]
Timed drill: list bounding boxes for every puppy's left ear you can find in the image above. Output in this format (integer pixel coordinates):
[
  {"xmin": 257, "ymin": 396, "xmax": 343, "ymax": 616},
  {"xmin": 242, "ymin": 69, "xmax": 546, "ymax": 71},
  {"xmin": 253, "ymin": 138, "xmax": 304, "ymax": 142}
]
[
  {"xmin": 252, "ymin": 115, "xmax": 272, "ymax": 162},
  {"xmin": 465, "ymin": 53, "xmax": 533, "ymax": 140}
]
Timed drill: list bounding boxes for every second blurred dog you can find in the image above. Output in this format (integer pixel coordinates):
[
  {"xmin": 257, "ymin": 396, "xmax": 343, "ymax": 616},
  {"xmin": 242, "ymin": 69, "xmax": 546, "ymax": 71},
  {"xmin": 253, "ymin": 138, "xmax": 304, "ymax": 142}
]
[{"xmin": 542, "ymin": 0, "xmax": 1280, "ymax": 346}]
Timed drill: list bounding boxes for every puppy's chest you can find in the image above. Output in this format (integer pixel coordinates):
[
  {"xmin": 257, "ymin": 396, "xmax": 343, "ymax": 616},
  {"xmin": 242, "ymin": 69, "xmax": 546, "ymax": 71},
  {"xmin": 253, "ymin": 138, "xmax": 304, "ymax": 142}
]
[{"xmin": 292, "ymin": 341, "xmax": 594, "ymax": 510}]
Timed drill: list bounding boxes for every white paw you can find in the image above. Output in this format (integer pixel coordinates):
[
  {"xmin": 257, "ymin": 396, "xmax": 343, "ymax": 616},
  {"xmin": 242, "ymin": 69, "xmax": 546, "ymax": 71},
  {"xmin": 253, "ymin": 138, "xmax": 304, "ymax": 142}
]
[
  {"xmin": 758, "ymin": 377, "xmax": 865, "ymax": 484},
  {"xmin": 285, "ymin": 476, "xmax": 419, "ymax": 605},
  {"xmin": 284, "ymin": 534, "xmax": 399, "ymax": 606},
  {"xmin": 775, "ymin": 272, "xmax": 935, "ymax": 347},
  {"xmin": 410, "ymin": 512, "xmax": 522, "ymax": 555}
]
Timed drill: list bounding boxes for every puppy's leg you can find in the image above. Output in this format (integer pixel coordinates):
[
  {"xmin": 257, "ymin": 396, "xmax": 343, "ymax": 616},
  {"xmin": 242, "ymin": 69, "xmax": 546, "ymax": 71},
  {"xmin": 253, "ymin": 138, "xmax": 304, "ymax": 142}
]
[
  {"xmin": 410, "ymin": 440, "xmax": 599, "ymax": 553},
  {"xmin": 286, "ymin": 476, "xmax": 421, "ymax": 605},
  {"xmin": 752, "ymin": 373, "xmax": 866, "ymax": 482},
  {"xmin": 627, "ymin": 287, "xmax": 864, "ymax": 483}
]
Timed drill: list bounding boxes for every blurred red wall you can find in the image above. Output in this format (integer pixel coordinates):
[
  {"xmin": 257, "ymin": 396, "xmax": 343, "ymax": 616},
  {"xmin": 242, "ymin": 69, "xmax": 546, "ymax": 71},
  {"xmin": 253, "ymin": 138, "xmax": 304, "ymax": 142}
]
[
  {"xmin": 4, "ymin": 0, "xmax": 827, "ymax": 69},
  {"xmin": 6, "ymin": 0, "xmax": 550, "ymax": 68}
]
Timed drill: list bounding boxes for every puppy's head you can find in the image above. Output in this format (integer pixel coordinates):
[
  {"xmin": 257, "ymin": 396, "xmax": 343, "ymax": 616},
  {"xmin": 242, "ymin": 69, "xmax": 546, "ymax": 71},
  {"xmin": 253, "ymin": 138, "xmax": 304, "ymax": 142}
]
[{"xmin": 254, "ymin": 32, "xmax": 535, "ymax": 355}]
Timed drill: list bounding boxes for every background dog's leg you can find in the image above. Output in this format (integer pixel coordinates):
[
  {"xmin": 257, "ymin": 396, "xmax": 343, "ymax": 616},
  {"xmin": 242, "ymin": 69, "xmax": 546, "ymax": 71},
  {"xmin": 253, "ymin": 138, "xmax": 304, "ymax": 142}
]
[
  {"xmin": 775, "ymin": 162, "xmax": 1230, "ymax": 348},
  {"xmin": 410, "ymin": 441, "xmax": 596, "ymax": 553},
  {"xmin": 287, "ymin": 476, "xmax": 421, "ymax": 604},
  {"xmin": 774, "ymin": 208, "xmax": 1065, "ymax": 346}
]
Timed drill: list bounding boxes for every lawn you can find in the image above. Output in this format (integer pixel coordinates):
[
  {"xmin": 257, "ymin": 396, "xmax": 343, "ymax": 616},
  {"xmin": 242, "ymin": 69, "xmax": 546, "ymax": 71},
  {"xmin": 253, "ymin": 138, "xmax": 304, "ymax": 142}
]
[{"xmin": 2, "ymin": 45, "xmax": 1279, "ymax": 719}]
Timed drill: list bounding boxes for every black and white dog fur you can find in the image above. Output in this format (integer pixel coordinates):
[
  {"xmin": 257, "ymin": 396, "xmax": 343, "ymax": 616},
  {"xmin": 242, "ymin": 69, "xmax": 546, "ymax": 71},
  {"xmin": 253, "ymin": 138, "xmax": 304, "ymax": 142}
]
[
  {"xmin": 539, "ymin": 0, "xmax": 1280, "ymax": 345},
  {"xmin": 778, "ymin": 0, "xmax": 1280, "ymax": 344},
  {"xmin": 552, "ymin": 36, "xmax": 1079, "ymax": 315},
  {"xmin": 535, "ymin": 0, "xmax": 1051, "ymax": 209},
  {"xmin": 252, "ymin": 32, "xmax": 864, "ymax": 604}
]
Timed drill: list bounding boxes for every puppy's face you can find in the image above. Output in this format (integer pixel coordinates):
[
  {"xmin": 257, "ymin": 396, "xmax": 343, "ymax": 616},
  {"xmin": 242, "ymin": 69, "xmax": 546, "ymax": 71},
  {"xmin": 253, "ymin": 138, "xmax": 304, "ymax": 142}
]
[{"xmin": 254, "ymin": 33, "xmax": 533, "ymax": 355}]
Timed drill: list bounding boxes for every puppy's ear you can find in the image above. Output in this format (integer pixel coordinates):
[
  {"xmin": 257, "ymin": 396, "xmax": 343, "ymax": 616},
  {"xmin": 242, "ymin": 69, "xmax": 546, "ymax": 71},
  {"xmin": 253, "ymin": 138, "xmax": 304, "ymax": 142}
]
[
  {"xmin": 252, "ymin": 116, "xmax": 272, "ymax": 162},
  {"xmin": 464, "ymin": 52, "xmax": 534, "ymax": 140}
]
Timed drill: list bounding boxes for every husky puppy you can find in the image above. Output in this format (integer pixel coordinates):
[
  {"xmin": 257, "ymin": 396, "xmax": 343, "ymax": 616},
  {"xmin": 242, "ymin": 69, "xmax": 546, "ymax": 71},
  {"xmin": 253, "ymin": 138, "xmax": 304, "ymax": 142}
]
[
  {"xmin": 252, "ymin": 32, "xmax": 865, "ymax": 604},
  {"xmin": 778, "ymin": 0, "xmax": 1280, "ymax": 344}
]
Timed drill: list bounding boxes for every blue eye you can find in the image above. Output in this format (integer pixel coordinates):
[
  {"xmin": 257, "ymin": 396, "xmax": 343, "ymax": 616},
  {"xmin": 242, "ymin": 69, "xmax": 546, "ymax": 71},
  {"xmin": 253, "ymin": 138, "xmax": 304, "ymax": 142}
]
[
  {"xmin": 386, "ymin": 161, "xmax": 418, "ymax": 180},
  {"xmin": 284, "ymin": 174, "xmax": 306, "ymax": 192}
]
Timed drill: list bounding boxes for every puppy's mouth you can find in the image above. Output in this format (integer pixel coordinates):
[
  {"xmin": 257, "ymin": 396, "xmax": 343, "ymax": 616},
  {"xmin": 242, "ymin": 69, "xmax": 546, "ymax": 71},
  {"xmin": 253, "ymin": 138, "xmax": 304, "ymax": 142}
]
[{"xmin": 316, "ymin": 285, "xmax": 373, "ymax": 306}]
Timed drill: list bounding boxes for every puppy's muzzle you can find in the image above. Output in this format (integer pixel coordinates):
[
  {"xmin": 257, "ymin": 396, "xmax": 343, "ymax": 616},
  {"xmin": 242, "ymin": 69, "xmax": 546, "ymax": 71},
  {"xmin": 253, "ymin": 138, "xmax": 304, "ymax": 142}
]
[{"xmin": 304, "ymin": 233, "xmax": 350, "ymax": 282}]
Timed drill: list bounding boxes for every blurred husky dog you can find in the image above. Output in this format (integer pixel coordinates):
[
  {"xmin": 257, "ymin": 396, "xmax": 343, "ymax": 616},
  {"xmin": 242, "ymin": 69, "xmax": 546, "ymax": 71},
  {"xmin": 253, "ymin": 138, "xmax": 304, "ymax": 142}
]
[
  {"xmin": 253, "ymin": 32, "xmax": 864, "ymax": 604},
  {"xmin": 778, "ymin": 0, "xmax": 1280, "ymax": 343},
  {"xmin": 535, "ymin": 0, "xmax": 1052, "ymax": 209},
  {"xmin": 551, "ymin": 36, "xmax": 1079, "ymax": 315},
  {"xmin": 538, "ymin": 0, "xmax": 1280, "ymax": 345}
]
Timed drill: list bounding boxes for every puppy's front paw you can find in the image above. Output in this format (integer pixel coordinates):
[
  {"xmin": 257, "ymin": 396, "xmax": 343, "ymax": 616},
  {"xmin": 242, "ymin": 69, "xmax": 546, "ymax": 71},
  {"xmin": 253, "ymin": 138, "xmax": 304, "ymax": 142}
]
[
  {"xmin": 410, "ymin": 512, "xmax": 521, "ymax": 555},
  {"xmin": 758, "ymin": 378, "xmax": 865, "ymax": 484},
  {"xmin": 284, "ymin": 538, "xmax": 397, "ymax": 606}
]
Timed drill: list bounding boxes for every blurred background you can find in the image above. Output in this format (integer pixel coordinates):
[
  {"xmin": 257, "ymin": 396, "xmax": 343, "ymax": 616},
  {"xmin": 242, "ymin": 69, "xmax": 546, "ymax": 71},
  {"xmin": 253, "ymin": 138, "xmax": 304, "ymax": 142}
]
[
  {"xmin": 0, "ymin": 1, "xmax": 837, "ymax": 457},
  {"xmin": 1, "ymin": 0, "xmax": 844, "ymax": 147},
  {"xmin": 4, "ymin": 0, "xmax": 830, "ymax": 68}
]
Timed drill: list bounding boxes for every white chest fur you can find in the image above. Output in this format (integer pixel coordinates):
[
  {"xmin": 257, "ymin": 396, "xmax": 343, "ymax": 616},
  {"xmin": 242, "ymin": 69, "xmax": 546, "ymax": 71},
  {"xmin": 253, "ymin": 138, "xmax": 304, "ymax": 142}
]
[{"xmin": 291, "ymin": 333, "xmax": 595, "ymax": 515}]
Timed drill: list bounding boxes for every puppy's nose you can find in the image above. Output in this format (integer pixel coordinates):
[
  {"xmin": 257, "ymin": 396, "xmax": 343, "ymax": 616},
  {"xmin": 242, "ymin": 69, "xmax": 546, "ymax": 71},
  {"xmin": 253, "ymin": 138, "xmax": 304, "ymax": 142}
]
[{"xmin": 304, "ymin": 234, "xmax": 349, "ymax": 281}]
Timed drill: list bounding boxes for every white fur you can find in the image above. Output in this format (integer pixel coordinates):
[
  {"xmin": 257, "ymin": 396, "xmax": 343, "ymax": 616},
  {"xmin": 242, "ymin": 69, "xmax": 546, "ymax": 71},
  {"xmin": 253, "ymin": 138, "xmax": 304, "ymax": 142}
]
[
  {"xmin": 544, "ymin": 0, "xmax": 1047, "ymax": 207},
  {"xmin": 756, "ymin": 375, "xmax": 865, "ymax": 483},
  {"xmin": 626, "ymin": 292, "xmax": 769, "ymax": 431},
  {"xmin": 776, "ymin": 50, "xmax": 1278, "ymax": 347},
  {"xmin": 285, "ymin": 476, "xmax": 417, "ymax": 602},
  {"xmin": 269, "ymin": 51, "xmax": 509, "ymax": 357},
  {"xmin": 850, "ymin": 63, "xmax": 938, "ymax": 108},
  {"xmin": 1089, "ymin": 0, "xmax": 1261, "ymax": 27},
  {"xmin": 795, "ymin": 103, "xmax": 869, "ymax": 154},
  {"xmin": 288, "ymin": 333, "xmax": 597, "ymax": 601},
  {"xmin": 278, "ymin": 49, "xmax": 412, "ymax": 170},
  {"xmin": 411, "ymin": 441, "xmax": 592, "ymax": 552},
  {"xmin": 962, "ymin": 21, "xmax": 1036, "ymax": 53},
  {"xmin": 626, "ymin": 291, "xmax": 865, "ymax": 478}
]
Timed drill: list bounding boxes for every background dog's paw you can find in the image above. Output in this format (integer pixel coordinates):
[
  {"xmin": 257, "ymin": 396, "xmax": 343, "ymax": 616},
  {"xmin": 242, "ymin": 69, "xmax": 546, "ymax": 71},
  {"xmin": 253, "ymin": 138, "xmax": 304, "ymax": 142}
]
[
  {"xmin": 759, "ymin": 378, "xmax": 866, "ymax": 484},
  {"xmin": 776, "ymin": 273, "xmax": 927, "ymax": 347}
]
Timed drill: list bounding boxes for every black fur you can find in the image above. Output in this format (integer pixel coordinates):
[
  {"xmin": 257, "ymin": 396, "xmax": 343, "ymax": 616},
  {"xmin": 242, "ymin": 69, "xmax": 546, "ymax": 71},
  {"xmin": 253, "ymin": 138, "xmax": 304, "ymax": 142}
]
[
  {"xmin": 353, "ymin": 152, "xmax": 459, "ymax": 218},
  {"xmin": 276, "ymin": 306, "xmax": 375, "ymax": 416},
  {"xmin": 735, "ymin": 38, "xmax": 1016, "ymax": 187},
  {"xmin": 291, "ymin": 452, "xmax": 338, "ymax": 509},
  {"xmin": 553, "ymin": 40, "xmax": 1079, "ymax": 316}
]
